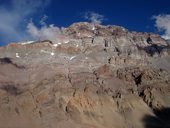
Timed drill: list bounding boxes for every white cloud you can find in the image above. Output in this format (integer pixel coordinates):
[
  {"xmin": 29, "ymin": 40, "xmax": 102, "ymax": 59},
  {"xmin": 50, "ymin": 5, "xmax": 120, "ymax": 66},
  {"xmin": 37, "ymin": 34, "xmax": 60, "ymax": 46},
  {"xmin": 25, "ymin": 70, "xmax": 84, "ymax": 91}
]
[
  {"xmin": 0, "ymin": 0, "xmax": 50, "ymax": 43},
  {"xmin": 27, "ymin": 21, "xmax": 62, "ymax": 43},
  {"xmin": 84, "ymin": 11, "xmax": 105, "ymax": 24},
  {"xmin": 153, "ymin": 14, "xmax": 170, "ymax": 40}
]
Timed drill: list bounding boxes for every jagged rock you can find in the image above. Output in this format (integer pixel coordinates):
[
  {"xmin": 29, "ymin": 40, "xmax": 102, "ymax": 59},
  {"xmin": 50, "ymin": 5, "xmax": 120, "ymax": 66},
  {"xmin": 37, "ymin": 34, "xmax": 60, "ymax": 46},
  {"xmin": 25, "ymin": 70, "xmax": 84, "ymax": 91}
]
[{"xmin": 0, "ymin": 22, "xmax": 170, "ymax": 128}]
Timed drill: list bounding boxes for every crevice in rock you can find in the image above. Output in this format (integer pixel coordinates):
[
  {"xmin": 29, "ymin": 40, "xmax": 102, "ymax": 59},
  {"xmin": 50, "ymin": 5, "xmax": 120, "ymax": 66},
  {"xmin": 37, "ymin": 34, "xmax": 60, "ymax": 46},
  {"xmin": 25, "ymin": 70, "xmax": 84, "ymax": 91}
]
[
  {"xmin": 103, "ymin": 48, "xmax": 107, "ymax": 52},
  {"xmin": 65, "ymin": 106, "xmax": 69, "ymax": 113},
  {"xmin": 104, "ymin": 40, "xmax": 109, "ymax": 47},
  {"xmin": 72, "ymin": 89, "xmax": 76, "ymax": 97},
  {"xmin": 91, "ymin": 38, "xmax": 94, "ymax": 43},
  {"xmin": 108, "ymin": 57, "xmax": 111, "ymax": 64},
  {"xmin": 29, "ymin": 91, "xmax": 42, "ymax": 119},
  {"xmin": 133, "ymin": 74, "xmax": 143, "ymax": 86},
  {"xmin": 138, "ymin": 90, "xmax": 144, "ymax": 97},
  {"xmin": 39, "ymin": 110, "xmax": 42, "ymax": 118},
  {"xmin": 146, "ymin": 37, "xmax": 152, "ymax": 44},
  {"xmin": 15, "ymin": 107, "xmax": 20, "ymax": 115},
  {"xmin": 115, "ymin": 47, "xmax": 121, "ymax": 55}
]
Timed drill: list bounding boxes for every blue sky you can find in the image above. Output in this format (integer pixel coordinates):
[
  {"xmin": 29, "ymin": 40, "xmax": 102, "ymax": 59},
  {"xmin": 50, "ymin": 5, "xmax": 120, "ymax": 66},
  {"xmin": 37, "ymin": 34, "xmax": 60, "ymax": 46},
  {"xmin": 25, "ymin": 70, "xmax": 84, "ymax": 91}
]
[{"xmin": 0, "ymin": 0, "xmax": 170, "ymax": 45}]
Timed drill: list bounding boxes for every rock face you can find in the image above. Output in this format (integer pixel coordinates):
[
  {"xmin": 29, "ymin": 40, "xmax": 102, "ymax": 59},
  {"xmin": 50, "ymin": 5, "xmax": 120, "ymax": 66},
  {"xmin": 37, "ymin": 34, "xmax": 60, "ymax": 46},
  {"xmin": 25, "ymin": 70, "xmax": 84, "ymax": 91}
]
[{"xmin": 0, "ymin": 22, "xmax": 170, "ymax": 128}]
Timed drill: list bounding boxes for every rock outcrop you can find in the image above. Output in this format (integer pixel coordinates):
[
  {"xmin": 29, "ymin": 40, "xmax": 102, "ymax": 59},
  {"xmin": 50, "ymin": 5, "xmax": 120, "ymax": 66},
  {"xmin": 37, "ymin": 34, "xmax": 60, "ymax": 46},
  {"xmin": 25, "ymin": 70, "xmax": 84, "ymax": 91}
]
[{"xmin": 0, "ymin": 22, "xmax": 170, "ymax": 128}]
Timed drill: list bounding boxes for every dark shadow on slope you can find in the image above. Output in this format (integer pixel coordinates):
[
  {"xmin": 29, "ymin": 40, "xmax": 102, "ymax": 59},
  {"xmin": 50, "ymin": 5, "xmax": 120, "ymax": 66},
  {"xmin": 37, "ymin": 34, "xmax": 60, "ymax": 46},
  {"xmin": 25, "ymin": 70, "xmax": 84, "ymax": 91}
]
[
  {"xmin": 0, "ymin": 57, "xmax": 25, "ymax": 69},
  {"xmin": 32, "ymin": 40, "xmax": 53, "ymax": 44},
  {"xmin": 0, "ymin": 57, "xmax": 12, "ymax": 64},
  {"xmin": 0, "ymin": 84, "xmax": 21, "ymax": 96},
  {"xmin": 144, "ymin": 44, "xmax": 169, "ymax": 56},
  {"xmin": 143, "ymin": 108, "xmax": 170, "ymax": 128},
  {"xmin": 137, "ymin": 44, "xmax": 170, "ymax": 56}
]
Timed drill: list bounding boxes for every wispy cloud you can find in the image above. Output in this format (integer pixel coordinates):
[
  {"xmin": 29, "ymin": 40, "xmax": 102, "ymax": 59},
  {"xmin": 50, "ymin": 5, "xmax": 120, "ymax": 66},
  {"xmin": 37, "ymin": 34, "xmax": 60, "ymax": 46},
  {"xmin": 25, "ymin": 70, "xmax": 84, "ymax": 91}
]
[
  {"xmin": 84, "ymin": 11, "xmax": 106, "ymax": 24},
  {"xmin": 27, "ymin": 20, "xmax": 62, "ymax": 43},
  {"xmin": 153, "ymin": 14, "xmax": 170, "ymax": 40},
  {"xmin": 0, "ymin": 0, "xmax": 50, "ymax": 43}
]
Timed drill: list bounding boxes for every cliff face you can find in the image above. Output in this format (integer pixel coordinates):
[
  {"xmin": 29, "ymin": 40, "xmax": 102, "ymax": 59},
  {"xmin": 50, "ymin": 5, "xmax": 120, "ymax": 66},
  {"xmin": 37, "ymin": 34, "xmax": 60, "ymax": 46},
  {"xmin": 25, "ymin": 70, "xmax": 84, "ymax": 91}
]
[{"xmin": 0, "ymin": 22, "xmax": 170, "ymax": 128}]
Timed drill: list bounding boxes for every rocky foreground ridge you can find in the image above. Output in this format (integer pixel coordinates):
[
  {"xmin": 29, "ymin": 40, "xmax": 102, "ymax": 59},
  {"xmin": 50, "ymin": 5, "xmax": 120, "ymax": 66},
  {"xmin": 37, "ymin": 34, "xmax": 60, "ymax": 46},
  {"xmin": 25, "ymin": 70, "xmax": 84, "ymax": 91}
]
[{"xmin": 0, "ymin": 22, "xmax": 170, "ymax": 128}]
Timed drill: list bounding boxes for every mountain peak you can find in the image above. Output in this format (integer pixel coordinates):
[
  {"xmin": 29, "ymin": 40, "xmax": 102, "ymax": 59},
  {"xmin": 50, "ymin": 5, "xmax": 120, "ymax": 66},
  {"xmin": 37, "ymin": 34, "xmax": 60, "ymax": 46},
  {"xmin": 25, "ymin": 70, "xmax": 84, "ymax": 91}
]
[{"xmin": 0, "ymin": 22, "xmax": 170, "ymax": 128}]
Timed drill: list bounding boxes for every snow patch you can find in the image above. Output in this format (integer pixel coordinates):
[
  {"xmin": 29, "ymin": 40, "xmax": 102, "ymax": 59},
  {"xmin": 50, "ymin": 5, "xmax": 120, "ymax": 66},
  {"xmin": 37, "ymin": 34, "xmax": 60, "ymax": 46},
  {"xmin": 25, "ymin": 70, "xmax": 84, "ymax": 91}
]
[
  {"xmin": 87, "ymin": 35, "xmax": 92, "ymax": 38},
  {"xmin": 122, "ymin": 28, "xmax": 126, "ymax": 31},
  {"xmin": 162, "ymin": 35, "xmax": 170, "ymax": 40},
  {"xmin": 40, "ymin": 50, "xmax": 55, "ymax": 56},
  {"xmin": 51, "ymin": 52, "xmax": 54, "ymax": 56},
  {"xmin": 40, "ymin": 49, "xmax": 46, "ymax": 53},
  {"xmin": 16, "ymin": 53, "xmax": 20, "ymax": 58},
  {"xmin": 53, "ymin": 44, "xmax": 58, "ymax": 47},
  {"xmin": 20, "ymin": 41, "xmax": 34, "ymax": 45},
  {"xmin": 92, "ymin": 26, "xmax": 96, "ymax": 30},
  {"xmin": 64, "ymin": 40, "xmax": 69, "ymax": 44},
  {"xmin": 70, "ymin": 56, "xmax": 76, "ymax": 60}
]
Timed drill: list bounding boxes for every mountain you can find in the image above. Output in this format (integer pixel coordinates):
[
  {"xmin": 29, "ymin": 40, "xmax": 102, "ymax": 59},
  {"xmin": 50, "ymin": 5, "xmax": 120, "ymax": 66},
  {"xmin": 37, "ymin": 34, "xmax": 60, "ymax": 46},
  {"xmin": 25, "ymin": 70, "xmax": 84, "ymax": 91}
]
[{"xmin": 0, "ymin": 22, "xmax": 170, "ymax": 128}]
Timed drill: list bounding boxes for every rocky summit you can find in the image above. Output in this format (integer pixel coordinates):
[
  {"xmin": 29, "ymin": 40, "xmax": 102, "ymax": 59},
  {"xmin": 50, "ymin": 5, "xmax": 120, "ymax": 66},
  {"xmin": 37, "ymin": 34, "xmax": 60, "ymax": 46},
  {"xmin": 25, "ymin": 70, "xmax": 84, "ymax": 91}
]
[{"xmin": 0, "ymin": 22, "xmax": 170, "ymax": 128}]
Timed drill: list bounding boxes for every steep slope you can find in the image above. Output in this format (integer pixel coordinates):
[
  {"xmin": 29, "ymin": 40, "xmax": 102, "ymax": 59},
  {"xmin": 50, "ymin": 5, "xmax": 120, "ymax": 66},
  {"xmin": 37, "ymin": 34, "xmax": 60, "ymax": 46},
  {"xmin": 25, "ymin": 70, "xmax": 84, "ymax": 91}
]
[{"xmin": 0, "ymin": 22, "xmax": 170, "ymax": 128}]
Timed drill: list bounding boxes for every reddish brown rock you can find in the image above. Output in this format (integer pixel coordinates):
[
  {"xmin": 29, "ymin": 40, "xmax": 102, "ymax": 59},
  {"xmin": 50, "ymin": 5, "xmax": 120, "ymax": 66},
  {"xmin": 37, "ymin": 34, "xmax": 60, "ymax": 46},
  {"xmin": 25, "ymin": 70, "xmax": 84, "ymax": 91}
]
[{"xmin": 0, "ymin": 22, "xmax": 170, "ymax": 128}]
